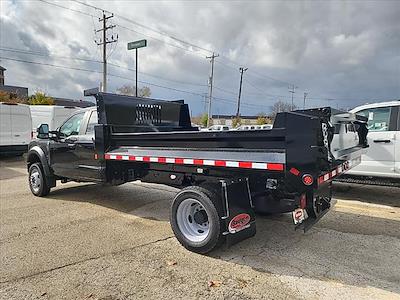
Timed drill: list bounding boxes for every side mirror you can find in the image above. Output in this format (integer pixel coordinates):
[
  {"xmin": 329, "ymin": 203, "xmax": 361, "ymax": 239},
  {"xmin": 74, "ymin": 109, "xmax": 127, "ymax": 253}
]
[{"xmin": 37, "ymin": 124, "xmax": 49, "ymax": 139}]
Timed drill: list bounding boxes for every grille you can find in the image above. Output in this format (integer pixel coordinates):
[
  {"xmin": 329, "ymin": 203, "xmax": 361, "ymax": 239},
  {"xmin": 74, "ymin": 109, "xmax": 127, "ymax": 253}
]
[{"xmin": 135, "ymin": 104, "xmax": 161, "ymax": 124}]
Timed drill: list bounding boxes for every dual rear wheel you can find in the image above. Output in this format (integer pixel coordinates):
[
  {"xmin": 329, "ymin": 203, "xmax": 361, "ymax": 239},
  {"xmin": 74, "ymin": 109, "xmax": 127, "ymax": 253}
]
[{"xmin": 170, "ymin": 186, "xmax": 225, "ymax": 254}]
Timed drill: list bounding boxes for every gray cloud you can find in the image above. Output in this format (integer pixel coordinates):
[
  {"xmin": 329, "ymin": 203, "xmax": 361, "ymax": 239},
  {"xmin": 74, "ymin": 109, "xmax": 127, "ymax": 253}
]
[{"xmin": 0, "ymin": 0, "xmax": 399, "ymax": 115}]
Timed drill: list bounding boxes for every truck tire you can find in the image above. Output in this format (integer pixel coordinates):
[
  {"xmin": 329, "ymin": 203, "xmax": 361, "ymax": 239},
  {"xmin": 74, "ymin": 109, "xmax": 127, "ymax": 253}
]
[
  {"xmin": 28, "ymin": 163, "xmax": 51, "ymax": 197},
  {"xmin": 170, "ymin": 186, "xmax": 224, "ymax": 254}
]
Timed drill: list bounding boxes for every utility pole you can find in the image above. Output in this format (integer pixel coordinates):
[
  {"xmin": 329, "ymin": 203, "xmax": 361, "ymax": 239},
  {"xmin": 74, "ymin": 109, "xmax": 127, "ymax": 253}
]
[
  {"xmin": 202, "ymin": 93, "xmax": 208, "ymax": 113},
  {"xmin": 206, "ymin": 52, "xmax": 219, "ymax": 127},
  {"xmin": 288, "ymin": 84, "xmax": 298, "ymax": 110},
  {"xmin": 96, "ymin": 11, "xmax": 118, "ymax": 92},
  {"xmin": 236, "ymin": 67, "xmax": 248, "ymax": 119},
  {"xmin": 303, "ymin": 92, "xmax": 308, "ymax": 109}
]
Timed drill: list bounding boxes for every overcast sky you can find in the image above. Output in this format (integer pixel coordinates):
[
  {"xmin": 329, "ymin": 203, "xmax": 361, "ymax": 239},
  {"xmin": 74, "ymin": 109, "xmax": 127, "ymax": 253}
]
[{"xmin": 1, "ymin": 0, "xmax": 399, "ymax": 115}]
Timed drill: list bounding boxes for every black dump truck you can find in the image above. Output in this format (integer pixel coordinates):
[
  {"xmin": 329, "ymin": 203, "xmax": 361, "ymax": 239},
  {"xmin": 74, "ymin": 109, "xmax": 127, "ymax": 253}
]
[{"xmin": 27, "ymin": 91, "xmax": 368, "ymax": 253}]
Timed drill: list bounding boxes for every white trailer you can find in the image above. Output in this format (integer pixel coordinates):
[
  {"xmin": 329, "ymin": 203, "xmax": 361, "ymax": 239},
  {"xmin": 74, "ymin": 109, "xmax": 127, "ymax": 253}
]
[
  {"xmin": 30, "ymin": 105, "xmax": 80, "ymax": 135},
  {"xmin": 0, "ymin": 102, "xmax": 32, "ymax": 155}
]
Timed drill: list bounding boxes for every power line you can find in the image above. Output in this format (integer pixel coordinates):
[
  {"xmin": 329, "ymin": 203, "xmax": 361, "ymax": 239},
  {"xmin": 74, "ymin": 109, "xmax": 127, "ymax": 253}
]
[
  {"xmin": 0, "ymin": 56, "xmax": 272, "ymax": 110},
  {"xmin": 0, "ymin": 56, "xmax": 201, "ymax": 96},
  {"xmin": 65, "ymin": 0, "xmax": 296, "ymax": 87},
  {"xmin": 72, "ymin": 0, "xmax": 213, "ymax": 55},
  {"xmin": 0, "ymin": 47, "xmax": 207, "ymax": 87}
]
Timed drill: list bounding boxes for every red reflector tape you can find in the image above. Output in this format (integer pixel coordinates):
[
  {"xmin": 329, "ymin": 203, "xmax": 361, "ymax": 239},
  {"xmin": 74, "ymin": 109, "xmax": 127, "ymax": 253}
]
[
  {"xmin": 289, "ymin": 167, "xmax": 300, "ymax": 176},
  {"xmin": 239, "ymin": 161, "xmax": 253, "ymax": 168},
  {"xmin": 104, "ymin": 153, "xmax": 284, "ymax": 171},
  {"xmin": 268, "ymin": 163, "xmax": 285, "ymax": 171},
  {"xmin": 215, "ymin": 160, "xmax": 226, "ymax": 167}
]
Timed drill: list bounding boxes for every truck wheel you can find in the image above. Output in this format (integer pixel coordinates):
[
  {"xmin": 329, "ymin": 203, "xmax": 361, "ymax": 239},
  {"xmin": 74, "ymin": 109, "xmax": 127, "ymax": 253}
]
[
  {"xmin": 28, "ymin": 163, "xmax": 50, "ymax": 197},
  {"xmin": 170, "ymin": 186, "xmax": 224, "ymax": 254}
]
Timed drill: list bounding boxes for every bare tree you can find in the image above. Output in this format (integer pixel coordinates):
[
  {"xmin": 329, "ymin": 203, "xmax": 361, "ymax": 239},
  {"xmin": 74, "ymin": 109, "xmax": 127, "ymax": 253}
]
[
  {"xmin": 270, "ymin": 100, "xmax": 296, "ymax": 119},
  {"xmin": 116, "ymin": 84, "xmax": 151, "ymax": 97}
]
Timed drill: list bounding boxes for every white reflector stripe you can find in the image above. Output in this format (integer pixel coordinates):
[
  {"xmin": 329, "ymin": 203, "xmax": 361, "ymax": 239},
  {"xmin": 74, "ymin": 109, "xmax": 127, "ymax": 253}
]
[
  {"xmin": 203, "ymin": 160, "xmax": 215, "ymax": 166},
  {"xmin": 104, "ymin": 153, "xmax": 284, "ymax": 171},
  {"xmin": 226, "ymin": 161, "xmax": 239, "ymax": 168},
  {"xmin": 166, "ymin": 158, "xmax": 175, "ymax": 164},
  {"xmin": 252, "ymin": 162, "xmax": 268, "ymax": 169},
  {"xmin": 318, "ymin": 157, "xmax": 362, "ymax": 185}
]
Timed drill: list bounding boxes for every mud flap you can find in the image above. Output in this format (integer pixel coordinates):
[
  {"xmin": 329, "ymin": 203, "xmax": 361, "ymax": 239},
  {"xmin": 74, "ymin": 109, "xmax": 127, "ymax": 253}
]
[
  {"xmin": 220, "ymin": 178, "xmax": 256, "ymax": 247},
  {"xmin": 295, "ymin": 183, "xmax": 333, "ymax": 232}
]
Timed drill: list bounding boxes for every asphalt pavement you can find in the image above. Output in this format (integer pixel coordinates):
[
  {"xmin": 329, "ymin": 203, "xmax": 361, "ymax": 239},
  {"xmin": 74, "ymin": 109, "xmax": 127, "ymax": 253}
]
[{"xmin": 0, "ymin": 156, "xmax": 399, "ymax": 299}]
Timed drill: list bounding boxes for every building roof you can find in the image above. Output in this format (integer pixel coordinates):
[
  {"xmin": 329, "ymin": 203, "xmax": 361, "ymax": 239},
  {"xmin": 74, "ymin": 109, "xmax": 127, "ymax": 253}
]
[
  {"xmin": 0, "ymin": 66, "xmax": 6, "ymax": 71},
  {"xmin": 53, "ymin": 97, "xmax": 95, "ymax": 108}
]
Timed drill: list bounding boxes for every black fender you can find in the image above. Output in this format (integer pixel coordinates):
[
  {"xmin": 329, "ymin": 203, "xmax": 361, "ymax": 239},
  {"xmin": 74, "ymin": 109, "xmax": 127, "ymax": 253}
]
[{"xmin": 27, "ymin": 146, "xmax": 56, "ymax": 188}]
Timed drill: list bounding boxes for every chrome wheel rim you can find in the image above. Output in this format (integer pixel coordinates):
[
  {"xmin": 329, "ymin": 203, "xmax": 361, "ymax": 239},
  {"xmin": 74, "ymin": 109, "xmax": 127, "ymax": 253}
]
[
  {"xmin": 30, "ymin": 169, "xmax": 41, "ymax": 193},
  {"xmin": 176, "ymin": 198, "xmax": 210, "ymax": 242}
]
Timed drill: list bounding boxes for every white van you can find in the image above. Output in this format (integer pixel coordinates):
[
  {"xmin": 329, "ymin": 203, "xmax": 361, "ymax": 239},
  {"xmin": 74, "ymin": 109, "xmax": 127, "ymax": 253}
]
[
  {"xmin": 201, "ymin": 125, "xmax": 231, "ymax": 131},
  {"xmin": 346, "ymin": 100, "xmax": 400, "ymax": 179},
  {"xmin": 0, "ymin": 102, "xmax": 32, "ymax": 155},
  {"xmin": 30, "ymin": 105, "xmax": 80, "ymax": 134}
]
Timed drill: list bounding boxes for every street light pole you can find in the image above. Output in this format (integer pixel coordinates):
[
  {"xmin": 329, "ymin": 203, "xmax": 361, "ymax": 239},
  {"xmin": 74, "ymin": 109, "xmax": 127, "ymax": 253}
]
[
  {"xmin": 136, "ymin": 48, "xmax": 138, "ymax": 97},
  {"xmin": 303, "ymin": 92, "xmax": 308, "ymax": 109},
  {"xmin": 127, "ymin": 39, "xmax": 147, "ymax": 97}
]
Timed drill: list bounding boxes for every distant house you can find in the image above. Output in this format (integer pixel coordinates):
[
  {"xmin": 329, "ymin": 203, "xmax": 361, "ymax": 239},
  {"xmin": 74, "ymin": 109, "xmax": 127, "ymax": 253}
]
[
  {"xmin": 212, "ymin": 114, "xmax": 271, "ymax": 126},
  {"xmin": 0, "ymin": 65, "xmax": 29, "ymax": 99},
  {"xmin": 0, "ymin": 66, "xmax": 5, "ymax": 85},
  {"xmin": 0, "ymin": 65, "xmax": 94, "ymax": 107}
]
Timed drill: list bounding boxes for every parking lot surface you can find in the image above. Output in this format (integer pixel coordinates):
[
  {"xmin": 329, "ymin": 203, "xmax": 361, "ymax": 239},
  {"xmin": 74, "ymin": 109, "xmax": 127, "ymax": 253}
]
[{"xmin": 1, "ymin": 157, "xmax": 399, "ymax": 299}]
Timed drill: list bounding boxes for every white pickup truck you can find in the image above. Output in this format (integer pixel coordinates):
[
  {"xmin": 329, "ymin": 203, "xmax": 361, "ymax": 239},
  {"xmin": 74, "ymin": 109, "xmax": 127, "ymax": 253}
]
[{"xmin": 346, "ymin": 100, "xmax": 400, "ymax": 183}]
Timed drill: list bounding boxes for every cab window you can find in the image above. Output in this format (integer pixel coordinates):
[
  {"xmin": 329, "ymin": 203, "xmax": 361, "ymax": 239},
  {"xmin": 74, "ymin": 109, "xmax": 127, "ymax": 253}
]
[
  {"xmin": 357, "ymin": 107, "xmax": 391, "ymax": 132},
  {"xmin": 86, "ymin": 111, "xmax": 98, "ymax": 135},
  {"xmin": 59, "ymin": 112, "xmax": 84, "ymax": 137}
]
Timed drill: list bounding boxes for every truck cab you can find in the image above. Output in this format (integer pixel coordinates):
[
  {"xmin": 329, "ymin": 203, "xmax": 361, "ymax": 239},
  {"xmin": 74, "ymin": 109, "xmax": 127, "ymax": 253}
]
[
  {"xmin": 27, "ymin": 107, "xmax": 101, "ymax": 195},
  {"xmin": 346, "ymin": 101, "xmax": 400, "ymax": 180}
]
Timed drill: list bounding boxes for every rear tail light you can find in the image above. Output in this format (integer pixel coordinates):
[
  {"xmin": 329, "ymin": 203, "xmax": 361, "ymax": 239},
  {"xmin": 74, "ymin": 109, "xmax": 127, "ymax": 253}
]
[
  {"xmin": 31, "ymin": 131, "xmax": 34, "ymax": 139},
  {"xmin": 302, "ymin": 174, "xmax": 314, "ymax": 186}
]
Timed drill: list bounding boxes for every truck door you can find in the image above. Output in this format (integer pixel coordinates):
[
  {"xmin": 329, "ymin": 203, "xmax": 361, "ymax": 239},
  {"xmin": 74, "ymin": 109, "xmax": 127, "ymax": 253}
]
[
  {"xmin": 76, "ymin": 110, "xmax": 103, "ymax": 181},
  {"xmin": 356, "ymin": 106, "xmax": 397, "ymax": 177},
  {"xmin": 51, "ymin": 112, "xmax": 85, "ymax": 179}
]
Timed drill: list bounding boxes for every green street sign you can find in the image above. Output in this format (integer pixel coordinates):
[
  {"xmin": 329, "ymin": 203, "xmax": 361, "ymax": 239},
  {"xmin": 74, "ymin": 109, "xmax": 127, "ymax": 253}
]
[{"xmin": 127, "ymin": 39, "xmax": 147, "ymax": 50}]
